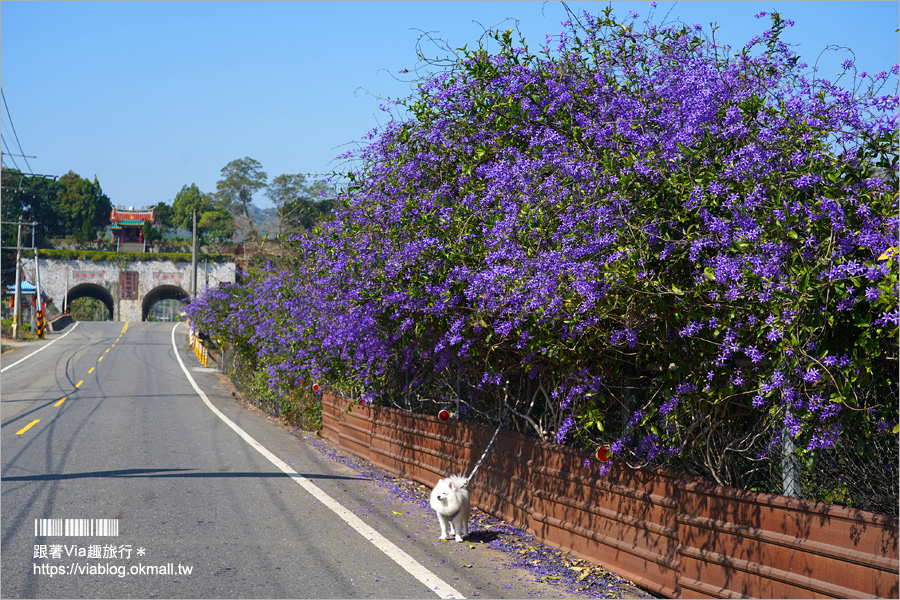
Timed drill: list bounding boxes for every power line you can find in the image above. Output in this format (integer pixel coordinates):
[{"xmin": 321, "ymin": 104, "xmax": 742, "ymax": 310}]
[
  {"xmin": 1, "ymin": 89, "xmax": 34, "ymax": 174},
  {"xmin": 1, "ymin": 90, "xmax": 34, "ymax": 173},
  {"xmin": 1, "ymin": 136, "xmax": 22, "ymax": 172},
  {"xmin": 1, "ymin": 119, "xmax": 17, "ymax": 149},
  {"xmin": 1, "ymin": 120, "xmax": 16, "ymax": 149}
]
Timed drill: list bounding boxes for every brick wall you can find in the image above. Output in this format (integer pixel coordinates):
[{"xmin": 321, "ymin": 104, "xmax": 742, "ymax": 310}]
[{"xmin": 322, "ymin": 392, "xmax": 899, "ymax": 599}]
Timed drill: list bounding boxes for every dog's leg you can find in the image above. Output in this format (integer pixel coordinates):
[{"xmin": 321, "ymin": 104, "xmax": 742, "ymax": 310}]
[
  {"xmin": 451, "ymin": 516, "xmax": 464, "ymax": 542},
  {"xmin": 437, "ymin": 513, "xmax": 451, "ymax": 541}
]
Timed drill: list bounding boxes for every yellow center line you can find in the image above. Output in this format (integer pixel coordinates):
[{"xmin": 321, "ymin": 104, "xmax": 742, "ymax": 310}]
[
  {"xmin": 55, "ymin": 397, "xmax": 67, "ymax": 407},
  {"xmin": 75, "ymin": 380, "xmax": 83, "ymax": 388},
  {"xmin": 16, "ymin": 420, "xmax": 40, "ymax": 435},
  {"xmin": 98, "ymin": 356, "xmax": 103, "ymax": 362},
  {"xmin": 88, "ymin": 367, "xmax": 95, "ymax": 374},
  {"xmin": 105, "ymin": 348, "xmax": 110, "ymax": 353}
]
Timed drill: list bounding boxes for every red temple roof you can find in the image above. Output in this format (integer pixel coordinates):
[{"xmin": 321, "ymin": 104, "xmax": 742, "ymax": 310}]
[{"xmin": 110, "ymin": 207, "xmax": 155, "ymax": 224}]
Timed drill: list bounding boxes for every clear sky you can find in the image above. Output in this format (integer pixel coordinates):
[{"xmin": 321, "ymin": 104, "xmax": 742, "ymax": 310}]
[{"xmin": 2, "ymin": 1, "xmax": 898, "ymax": 211}]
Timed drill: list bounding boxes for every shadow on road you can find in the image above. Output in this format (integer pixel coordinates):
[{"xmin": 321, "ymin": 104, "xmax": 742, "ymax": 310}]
[{"xmin": 2, "ymin": 467, "xmax": 368, "ymax": 482}]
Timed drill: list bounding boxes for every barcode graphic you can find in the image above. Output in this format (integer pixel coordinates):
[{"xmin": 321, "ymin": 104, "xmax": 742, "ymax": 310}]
[{"xmin": 34, "ymin": 519, "xmax": 119, "ymax": 537}]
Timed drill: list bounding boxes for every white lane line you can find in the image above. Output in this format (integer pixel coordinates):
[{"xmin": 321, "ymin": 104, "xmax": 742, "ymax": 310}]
[
  {"xmin": 170, "ymin": 324, "xmax": 464, "ymax": 600},
  {"xmin": 1, "ymin": 322, "xmax": 81, "ymax": 374}
]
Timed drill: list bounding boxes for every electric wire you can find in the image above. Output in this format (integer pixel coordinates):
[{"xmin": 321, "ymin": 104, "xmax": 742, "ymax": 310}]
[
  {"xmin": 1, "ymin": 89, "xmax": 34, "ymax": 174},
  {"xmin": 1, "ymin": 120, "xmax": 17, "ymax": 147},
  {"xmin": 1, "ymin": 135, "xmax": 22, "ymax": 172}
]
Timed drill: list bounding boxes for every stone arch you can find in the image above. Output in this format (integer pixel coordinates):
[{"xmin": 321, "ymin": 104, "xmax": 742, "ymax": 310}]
[
  {"xmin": 141, "ymin": 284, "xmax": 190, "ymax": 321},
  {"xmin": 66, "ymin": 283, "xmax": 115, "ymax": 321}
]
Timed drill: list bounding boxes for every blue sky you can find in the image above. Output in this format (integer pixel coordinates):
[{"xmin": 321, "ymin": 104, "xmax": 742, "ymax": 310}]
[{"xmin": 2, "ymin": 1, "xmax": 898, "ymax": 211}]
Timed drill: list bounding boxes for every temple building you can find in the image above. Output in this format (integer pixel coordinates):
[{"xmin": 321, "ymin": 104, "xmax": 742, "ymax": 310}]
[{"xmin": 110, "ymin": 206, "xmax": 155, "ymax": 252}]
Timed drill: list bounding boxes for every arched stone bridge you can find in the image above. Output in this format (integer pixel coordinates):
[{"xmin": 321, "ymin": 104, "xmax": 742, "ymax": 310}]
[{"xmin": 22, "ymin": 255, "xmax": 236, "ymax": 321}]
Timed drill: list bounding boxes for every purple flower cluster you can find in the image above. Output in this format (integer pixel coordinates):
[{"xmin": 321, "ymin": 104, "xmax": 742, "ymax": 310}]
[{"xmin": 186, "ymin": 8, "xmax": 898, "ymax": 479}]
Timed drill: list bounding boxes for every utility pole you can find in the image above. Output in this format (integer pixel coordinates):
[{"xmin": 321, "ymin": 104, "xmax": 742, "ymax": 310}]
[
  {"xmin": 34, "ymin": 246, "xmax": 44, "ymax": 337},
  {"xmin": 12, "ymin": 221, "xmax": 22, "ymax": 340},
  {"xmin": 191, "ymin": 208, "xmax": 198, "ymax": 298},
  {"xmin": 2, "ymin": 220, "xmax": 40, "ymax": 339}
]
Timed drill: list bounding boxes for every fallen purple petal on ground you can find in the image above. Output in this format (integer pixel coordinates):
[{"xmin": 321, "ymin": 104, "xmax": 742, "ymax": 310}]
[{"xmin": 306, "ymin": 434, "xmax": 654, "ymax": 599}]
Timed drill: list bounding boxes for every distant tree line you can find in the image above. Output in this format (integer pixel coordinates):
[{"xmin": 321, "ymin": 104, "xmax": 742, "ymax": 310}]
[
  {"xmin": 1, "ymin": 157, "xmax": 337, "ymax": 252},
  {"xmin": 153, "ymin": 158, "xmax": 337, "ymax": 248},
  {"xmin": 1, "ymin": 169, "xmax": 112, "ymax": 246}
]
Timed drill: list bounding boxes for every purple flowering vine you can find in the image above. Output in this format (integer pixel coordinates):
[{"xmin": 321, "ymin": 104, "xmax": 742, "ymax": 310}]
[{"xmin": 186, "ymin": 7, "xmax": 898, "ymax": 499}]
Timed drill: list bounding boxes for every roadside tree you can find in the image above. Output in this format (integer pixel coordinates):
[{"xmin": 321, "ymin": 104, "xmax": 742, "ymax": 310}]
[
  {"xmin": 215, "ymin": 157, "xmax": 267, "ymax": 239},
  {"xmin": 265, "ymin": 173, "xmax": 337, "ymax": 236},
  {"xmin": 54, "ymin": 172, "xmax": 111, "ymax": 243},
  {"xmin": 171, "ymin": 183, "xmax": 235, "ymax": 249}
]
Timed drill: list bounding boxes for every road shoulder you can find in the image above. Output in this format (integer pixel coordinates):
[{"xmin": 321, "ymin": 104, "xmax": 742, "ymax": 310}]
[{"xmin": 175, "ymin": 329, "xmax": 655, "ymax": 600}]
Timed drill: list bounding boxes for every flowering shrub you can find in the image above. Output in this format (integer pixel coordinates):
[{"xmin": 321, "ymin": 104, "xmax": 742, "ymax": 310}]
[{"xmin": 188, "ymin": 7, "xmax": 898, "ymax": 504}]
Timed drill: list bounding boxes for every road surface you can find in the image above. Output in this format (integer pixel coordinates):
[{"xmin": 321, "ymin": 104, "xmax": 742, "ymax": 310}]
[{"xmin": 1, "ymin": 321, "xmax": 599, "ymax": 599}]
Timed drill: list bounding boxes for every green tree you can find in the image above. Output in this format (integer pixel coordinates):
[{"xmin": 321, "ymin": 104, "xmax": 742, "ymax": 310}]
[
  {"xmin": 172, "ymin": 183, "xmax": 211, "ymax": 230},
  {"xmin": 264, "ymin": 174, "xmax": 337, "ymax": 235},
  {"xmin": 70, "ymin": 296, "xmax": 109, "ymax": 321},
  {"xmin": 142, "ymin": 219, "xmax": 163, "ymax": 244},
  {"xmin": 0, "ymin": 170, "xmax": 62, "ymax": 245},
  {"xmin": 171, "ymin": 183, "xmax": 235, "ymax": 248},
  {"xmin": 54, "ymin": 171, "xmax": 111, "ymax": 243},
  {"xmin": 198, "ymin": 209, "xmax": 236, "ymax": 243},
  {"xmin": 215, "ymin": 157, "xmax": 267, "ymax": 238},
  {"xmin": 90, "ymin": 176, "xmax": 113, "ymax": 239},
  {"xmin": 2, "ymin": 170, "xmax": 111, "ymax": 247},
  {"xmin": 151, "ymin": 201, "xmax": 174, "ymax": 236}
]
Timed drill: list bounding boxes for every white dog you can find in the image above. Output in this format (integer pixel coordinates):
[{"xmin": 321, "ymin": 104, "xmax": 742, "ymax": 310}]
[{"xmin": 429, "ymin": 475, "xmax": 471, "ymax": 542}]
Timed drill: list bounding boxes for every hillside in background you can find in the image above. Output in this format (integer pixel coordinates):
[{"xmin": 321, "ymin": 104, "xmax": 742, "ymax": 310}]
[{"xmin": 248, "ymin": 205, "xmax": 280, "ymax": 237}]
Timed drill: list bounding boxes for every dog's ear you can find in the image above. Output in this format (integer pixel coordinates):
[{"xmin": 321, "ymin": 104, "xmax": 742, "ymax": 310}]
[{"xmin": 448, "ymin": 481, "xmax": 454, "ymax": 489}]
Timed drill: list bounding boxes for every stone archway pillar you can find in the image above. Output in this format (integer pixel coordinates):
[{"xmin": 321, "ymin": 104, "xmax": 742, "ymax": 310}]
[{"xmin": 115, "ymin": 299, "xmax": 142, "ymax": 322}]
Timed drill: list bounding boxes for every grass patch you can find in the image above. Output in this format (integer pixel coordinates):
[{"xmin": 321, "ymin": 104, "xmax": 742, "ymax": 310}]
[{"xmin": 22, "ymin": 248, "xmax": 234, "ymax": 263}]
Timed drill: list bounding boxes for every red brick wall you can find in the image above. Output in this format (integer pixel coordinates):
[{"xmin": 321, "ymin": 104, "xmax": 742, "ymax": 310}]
[{"xmin": 322, "ymin": 392, "xmax": 899, "ymax": 599}]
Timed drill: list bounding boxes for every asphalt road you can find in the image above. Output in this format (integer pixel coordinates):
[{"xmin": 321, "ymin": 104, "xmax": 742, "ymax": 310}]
[{"xmin": 1, "ymin": 321, "xmax": 594, "ymax": 599}]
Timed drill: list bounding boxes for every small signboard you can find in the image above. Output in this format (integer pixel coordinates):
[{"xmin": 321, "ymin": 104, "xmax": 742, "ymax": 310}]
[
  {"xmin": 72, "ymin": 272, "xmax": 104, "ymax": 280},
  {"xmin": 154, "ymin": 273, "xmax": 185, "ymax": 281},
  {"xmin": 119, "ymin": 271, "xmax": 138, "ymax": 300}
]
